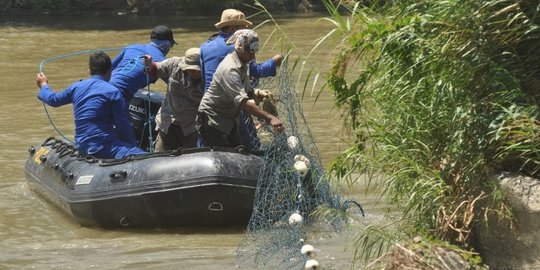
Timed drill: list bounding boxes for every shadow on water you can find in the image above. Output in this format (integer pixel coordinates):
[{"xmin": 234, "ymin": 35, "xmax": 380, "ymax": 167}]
[{"xmin": 103, "ymin": 226, "xmax": 246, "ymax": 235}]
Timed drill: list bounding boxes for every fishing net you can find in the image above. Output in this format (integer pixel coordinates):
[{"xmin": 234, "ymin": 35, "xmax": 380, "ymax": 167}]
[
  {"xmin": 236, "ymin": 63, "xmax": 364, "ymax": 269},
  {"xmin": 39, "ymin": 48, "xmax": 362, "ymax": 269}
]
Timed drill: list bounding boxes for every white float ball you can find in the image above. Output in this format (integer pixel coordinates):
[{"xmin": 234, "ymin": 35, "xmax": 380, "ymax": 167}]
[
  {"xmin": 301, "ymin": 244, "xmax": 315, "ymax": 257},
  {"xmin": 288, "ymin": 212, "xmax": 303, "ymax": 226},
  {"xmin": 294, "ymin": 154, "xmax": 311, "ymax": 167},
  {"xmin": 294, "ymin": 160, "xmax": 309, "ymax": 177},
  {"xmin": 304, "ymin": 259, "xmax": 319, "ymax": 270},
  {"xmin": 287, "ymin": 136, "xmax": 299, "ymax": 149}
]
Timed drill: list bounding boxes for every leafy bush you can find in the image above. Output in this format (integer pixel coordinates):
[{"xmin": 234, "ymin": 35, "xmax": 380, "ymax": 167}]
[{"xmin": 324, "ymin": 0, "xmax": 540, "ymax": 262}]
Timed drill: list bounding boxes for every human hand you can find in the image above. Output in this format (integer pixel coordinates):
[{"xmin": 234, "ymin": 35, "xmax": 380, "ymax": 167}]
[
  {"xmin": 269, "ymin": 116, "xmax": 284, "ymax": 133},
  {"xmin": 272, "ymin": 54, "xmax": 283, "ymax": 66},
  {"xmin": 142, "ymin": 54, "xmax": 153, "ymax": 67},
  {"xmin": 36, "ymin": 72, "xmax": 48, "ymax": 88}
]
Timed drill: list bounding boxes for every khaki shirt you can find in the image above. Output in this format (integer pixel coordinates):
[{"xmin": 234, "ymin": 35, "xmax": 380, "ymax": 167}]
[
  {"xmin": 198, "ymin": 51, "xmax": 250, "ymax": 134},
  {"xmin": 155, "ymin": 57, "xmax": 203, "ymax": 135}
]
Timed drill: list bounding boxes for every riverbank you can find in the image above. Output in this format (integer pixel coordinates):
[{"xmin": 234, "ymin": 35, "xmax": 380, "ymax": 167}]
[
  {"xmin": 324, "ymin": 0, "xmax": 540, "ymax": 268},
  {"xmin": 0, "ymin": 0, "xmax": 324, "ymax": 16}
]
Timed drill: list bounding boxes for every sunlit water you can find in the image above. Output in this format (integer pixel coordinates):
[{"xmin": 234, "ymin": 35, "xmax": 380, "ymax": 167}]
[{"xmin": 0, "ymin": 13, "xmax": 383, "ymax": 269}]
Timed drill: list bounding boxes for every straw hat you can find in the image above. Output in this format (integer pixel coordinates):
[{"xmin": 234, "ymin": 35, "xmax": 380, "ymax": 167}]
[
  {"xmin": 178, "ymin": 48, "xmax": 201, "ymax": 71},
  {"xmin": 215, "ymin": 9, "xmax": 253, "ymax": 29}
]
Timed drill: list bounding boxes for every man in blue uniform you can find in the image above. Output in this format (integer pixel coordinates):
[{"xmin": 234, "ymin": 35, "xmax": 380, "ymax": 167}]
[
  {"xmin": 110, "ymin": 25, "xmax": 177, "ymax": 102},
  {"xmin": 36, "ymin": 52, "xmax": 146, "ymax": 159},
  {"xmin": 200, "ymin": 9, "xmax": 282, "ymax": 149},
  {"xmin": 200, "ymin": 9, "xmax": 282, "ymax": 92}
]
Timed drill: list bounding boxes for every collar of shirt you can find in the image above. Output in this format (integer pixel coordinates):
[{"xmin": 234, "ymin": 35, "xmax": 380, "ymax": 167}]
[
  {"xmin": 90, "ymin": 75, "xmax": 108, "ymax": 82},
  {"xmin": 219, "ymin": 31, "xmax": 232, "ymax": 39},
  {"xmin": 230, "ymin": 50, "xmax": 248, "ymax": 71},
  {"xmin": 150, "ymin": 39, "xmax": 172, "ymax": 54}
]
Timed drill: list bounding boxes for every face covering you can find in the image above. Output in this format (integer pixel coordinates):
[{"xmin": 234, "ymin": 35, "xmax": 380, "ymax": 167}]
[
  {"xmin": 247, "ymin": 39, "xmax": 259, "ymax": 53},
  {"xmin": 226, "ymin": 29, "xmax": 259, "ymax": 54},
  {"xmin": 151, "ymin": 39, "xmax": 173, "ymax": 55}
]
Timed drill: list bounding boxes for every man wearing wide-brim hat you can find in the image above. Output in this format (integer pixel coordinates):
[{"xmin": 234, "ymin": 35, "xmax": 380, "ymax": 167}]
[
  {"xmin": 214, "ymin": 8, "xmax": 253, "ymax": 29},
  {"xmin": 201, "ymin": 9, "xmax": 282, "ymax": 91},
  {"xmin": 143, "ymin": 48, "xmax": 203, "ymax": 150},
  {"xmin": 200, "ymin": 9, "xmax": 283, "ymax": 150}
]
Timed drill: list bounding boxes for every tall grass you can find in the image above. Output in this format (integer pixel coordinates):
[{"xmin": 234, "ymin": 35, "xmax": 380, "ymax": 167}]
[{"xmin": 322, "ymin": 0, "xmax": 540, "ymax": 263}]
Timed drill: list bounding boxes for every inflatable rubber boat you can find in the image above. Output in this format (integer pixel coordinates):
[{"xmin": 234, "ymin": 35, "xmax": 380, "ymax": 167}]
[{"xmin": 24, "ymin": 137, "xmax": 262, "ymax": 228}]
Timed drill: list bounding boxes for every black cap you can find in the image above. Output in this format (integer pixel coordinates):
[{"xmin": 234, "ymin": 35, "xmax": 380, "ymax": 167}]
[{"xmin": 151, "ymin": 25, "xmax": 177, "ymax": 45}]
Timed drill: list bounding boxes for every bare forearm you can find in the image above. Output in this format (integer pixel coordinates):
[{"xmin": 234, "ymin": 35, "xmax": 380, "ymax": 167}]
[
  {"xmin": 240, "ymin": 99, "xmax": 285, "ymax": 133},
  {"xmin": 241, "ymin": 99, "xmax": 273, "ymax": 122}
]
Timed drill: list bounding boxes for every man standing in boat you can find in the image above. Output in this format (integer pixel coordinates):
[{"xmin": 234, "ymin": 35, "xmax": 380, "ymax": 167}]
[
  {"xmin": 200, "ymin": 9, "xmax": 282, "ymax": 149},
  {"xmin": 142, "ymin": 48, "xmax": 203, "ymax": 150},
  {"xmin": 197, "ymin": 29, "xmax": 284, "ymax": 148},
  {"xmin": 36, "ymin": 52, "xmax": 146, "ymax": 159},
  {"xmin": 110, "ymin": 25, "xmax": 177, "ymax": 103}
]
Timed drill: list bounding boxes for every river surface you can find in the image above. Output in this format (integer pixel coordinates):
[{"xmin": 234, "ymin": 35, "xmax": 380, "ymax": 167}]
[{"xmin": 0, "ymin": 13, "xmax": 382, "ymax": 269}]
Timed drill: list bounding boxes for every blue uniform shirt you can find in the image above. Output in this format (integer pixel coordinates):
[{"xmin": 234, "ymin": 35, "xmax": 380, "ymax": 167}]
[
  {"xmin": 38, "ymin": 75, "xmax": 138, "ymax": 157},
  {"xmin": 110, "ymin": 43, "xmax": 167, "ymax": 101},
  {"xmin": 200, "ymin": 32, "xmax": 277, "ymax": 92}
]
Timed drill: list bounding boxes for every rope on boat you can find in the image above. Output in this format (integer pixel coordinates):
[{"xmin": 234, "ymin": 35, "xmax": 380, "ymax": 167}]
[
  {"xmin": 144, "ymin": 72, "xmax": 154, "ymax": 153},
  {"xmin": 38, "ymin": 47, "xmax": 123, "ymax": 144}
]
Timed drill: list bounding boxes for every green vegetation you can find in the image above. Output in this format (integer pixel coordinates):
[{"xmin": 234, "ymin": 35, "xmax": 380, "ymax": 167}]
[
  {"xmin": 6, "ymin": 0, "xmax": 538, "ymax": 266},
  {"xmin": 321, "ymin": 0, "xmax": 540, "ymax": 264},
  {"xmin": 381, "ymin": 237, "xmax": 485, "ymax": 269}
]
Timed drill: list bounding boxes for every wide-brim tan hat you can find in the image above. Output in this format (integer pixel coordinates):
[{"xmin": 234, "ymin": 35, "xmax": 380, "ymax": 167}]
[
  {"xmin": 215, "ymin": 9, "xmax": 253, "ymax": 29},
  {"xmin": 178, "ymin": 47, "xmax": 201, "ymax": 71}
]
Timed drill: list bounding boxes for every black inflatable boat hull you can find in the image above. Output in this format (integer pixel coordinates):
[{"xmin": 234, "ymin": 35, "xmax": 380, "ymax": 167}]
[{"xmin": 24, "ymin": 138, "xmax": 261, "ymax": 228}]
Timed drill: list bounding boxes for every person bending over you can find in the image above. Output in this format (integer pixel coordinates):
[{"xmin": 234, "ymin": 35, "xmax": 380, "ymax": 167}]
[
  {"xmin": 109, "ymin": 25, "xmax": 177, "ymax": 149},
  {"xmin": 197, "ymin": 29, "xmax": 284, "ymax": 148},
  {"xmin": 110, "ymin": 25, "xmax": 177, "ymax": 102},
  {"xmin": 36, "ymin": 52, "xmax": 146, "ymax": 159},
  {"xmin": 200, "ymin": 9, "xmax": 283, "ymax": 149}
]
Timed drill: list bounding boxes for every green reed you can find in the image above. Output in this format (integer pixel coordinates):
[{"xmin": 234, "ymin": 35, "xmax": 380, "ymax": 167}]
[{"xmin": 322, "ymin": 0, "xmax": 540, "ymax": 264}]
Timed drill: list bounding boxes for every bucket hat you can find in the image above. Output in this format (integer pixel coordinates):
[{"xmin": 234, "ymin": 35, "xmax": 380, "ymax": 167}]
[
  {"xmin": 179, "ymin": 48, "xmax": 201, "ymax": 71},
  {"xmin": 215, "ymin": 9, "xmax": 252, "ymax": 29}
]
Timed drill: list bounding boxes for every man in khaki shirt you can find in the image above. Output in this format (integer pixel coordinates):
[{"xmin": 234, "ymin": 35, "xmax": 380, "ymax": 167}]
[
  {"xmin": 144, "ymin": 48, "xmax": 203, "ymax": 150},
  {"xmin": 197, "ymin": 29, "xmax": 284, "ymax": 147}
]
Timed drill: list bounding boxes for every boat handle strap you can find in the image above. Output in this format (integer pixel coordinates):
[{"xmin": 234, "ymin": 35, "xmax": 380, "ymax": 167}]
[{"xmin": 109, "ymin": 170, "xmax": 128, "ymax": 180}]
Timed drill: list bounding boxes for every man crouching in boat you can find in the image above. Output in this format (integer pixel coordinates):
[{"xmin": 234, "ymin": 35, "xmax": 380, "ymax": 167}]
[
  {"xmin": 143, "ymin": 48, "xmax": 203, "ymax": 150},
  {"xmin": 36, "ymin": 51, "xmax": 147, "ymax": 159}
]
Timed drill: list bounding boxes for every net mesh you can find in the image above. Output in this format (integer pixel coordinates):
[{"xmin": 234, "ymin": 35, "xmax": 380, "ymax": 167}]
[{"xmin": 236, "ymin": 63, "xmax": 353, "ymax": 269}]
